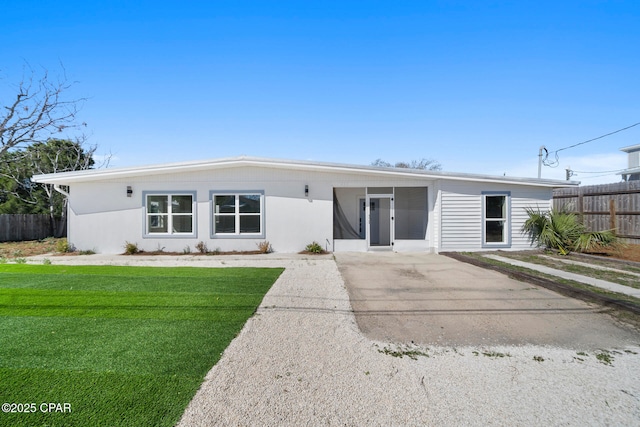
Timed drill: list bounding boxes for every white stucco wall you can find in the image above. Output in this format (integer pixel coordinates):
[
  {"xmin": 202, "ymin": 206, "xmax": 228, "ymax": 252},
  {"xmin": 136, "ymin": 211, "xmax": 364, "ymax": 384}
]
[
  {"xmin": 62, "ymin": 163, "xmax": 554, "ymax": 254},
  {"xmin": 66, "ymin": 166, "xmax": 333, "ymax": 253},
  {"xmin": 65, "ymin": 166, "xmax": 439, "ymax": 254}
]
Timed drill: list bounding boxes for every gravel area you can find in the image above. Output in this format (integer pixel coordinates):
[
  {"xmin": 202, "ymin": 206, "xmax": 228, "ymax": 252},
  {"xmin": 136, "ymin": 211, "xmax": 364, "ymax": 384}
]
[
  {"xmin": 28, "ymin": 254, "xmax": 640, "ymax": 425},
  {"xmin": 176, "ymin": 256, "xmax": 640, "ymax": 426}
]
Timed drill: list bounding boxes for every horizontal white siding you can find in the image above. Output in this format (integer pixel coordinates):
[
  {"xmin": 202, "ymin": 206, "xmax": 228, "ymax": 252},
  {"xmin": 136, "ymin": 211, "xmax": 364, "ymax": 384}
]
[
  {"xmin": 510, "ymin": 188, "xmax": 553, "ymax": 250},
  {"xmin": 440, "ymin": 186, "xmax": 482, "ymax": 251},
  {"xmin": 438, "ymin": 181, "xmax": 552, "ymax": 252}
]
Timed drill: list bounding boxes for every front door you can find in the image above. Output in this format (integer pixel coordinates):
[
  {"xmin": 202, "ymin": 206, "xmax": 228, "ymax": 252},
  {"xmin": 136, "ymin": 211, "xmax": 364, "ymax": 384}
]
[
  {"xmin": 367, "ymin": 195, "xmax": 393, "ymax": 249},
  {"xmin": 359, "ymin": 198, "xmax": 366, "ymax": 239}
]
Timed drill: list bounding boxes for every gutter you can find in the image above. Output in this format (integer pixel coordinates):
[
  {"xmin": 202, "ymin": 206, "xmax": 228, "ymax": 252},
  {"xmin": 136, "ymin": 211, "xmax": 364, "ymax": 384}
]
[{"xmin": 53, "ymin": 184, "xmax": 70, "ymax": 197}]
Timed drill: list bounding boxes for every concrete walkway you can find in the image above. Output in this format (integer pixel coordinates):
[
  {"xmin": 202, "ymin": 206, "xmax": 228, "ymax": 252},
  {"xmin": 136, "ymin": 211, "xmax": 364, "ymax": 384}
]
[
  {"xmin": 539, "ymin": 254, "xmax": 640, "ymax": 278},
  {"xmin": 485, "ymin": 254, "xmax": 640, "ymax": 298}
]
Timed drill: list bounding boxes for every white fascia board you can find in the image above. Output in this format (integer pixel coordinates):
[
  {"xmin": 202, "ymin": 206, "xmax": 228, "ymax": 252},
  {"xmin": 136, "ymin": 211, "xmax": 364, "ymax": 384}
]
[
  {"xmin": 32, "ymin": 157, "xmax": 246, "ymax": 184},
  {"xmin": 31, "ymin": 155, "xmax": 579, "ymax": 188},
  {"xmin": 619, "ymin": 167, "xmax": 640, "ymax": 175},
  {"xmin": 620, "ymin": 144, "xmax": 640, "ymax": 153}
]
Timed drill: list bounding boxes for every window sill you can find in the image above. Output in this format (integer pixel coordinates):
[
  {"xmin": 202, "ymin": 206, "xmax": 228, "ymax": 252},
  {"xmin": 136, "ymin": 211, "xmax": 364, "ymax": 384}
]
[
  {"xmin": 143, "ymin": 233, "xmax": 197, "ymax": 239},
  {"xmin": 482, "ymin": 242, "xmax": 511, "ymax": 249},
  {"xmin": 211, "ymin": 233, "xmax": 265, "ymax": 239}
]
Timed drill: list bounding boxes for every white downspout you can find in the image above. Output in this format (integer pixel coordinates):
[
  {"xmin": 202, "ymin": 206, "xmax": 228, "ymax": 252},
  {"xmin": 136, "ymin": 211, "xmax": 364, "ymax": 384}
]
[
  {"xmin": 53, "ymin": 185, "xmax": 70, "ymax": 240},
  {"xmin": 53, "ymin": 184, "xmax": 70, "ymax": 197}
]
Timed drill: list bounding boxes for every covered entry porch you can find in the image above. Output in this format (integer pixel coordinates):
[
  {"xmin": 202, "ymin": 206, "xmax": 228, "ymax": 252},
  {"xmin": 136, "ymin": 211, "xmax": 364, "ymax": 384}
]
[{"xmin": 333, "ymin": 186, "xmax": 430, "ymax": 252}]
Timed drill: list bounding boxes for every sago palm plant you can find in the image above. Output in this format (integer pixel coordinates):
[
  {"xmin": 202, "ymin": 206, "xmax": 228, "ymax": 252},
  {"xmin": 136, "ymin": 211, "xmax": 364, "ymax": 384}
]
[{"xmin": 522, "ymin": 208, "xmax": 617, "ymax": 255}]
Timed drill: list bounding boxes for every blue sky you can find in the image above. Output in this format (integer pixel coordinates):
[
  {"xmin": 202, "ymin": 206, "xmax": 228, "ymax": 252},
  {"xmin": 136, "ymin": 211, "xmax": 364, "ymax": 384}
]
[{"xmin": 3, "ymin": 1, "xmax": 639, "ymax": 184}]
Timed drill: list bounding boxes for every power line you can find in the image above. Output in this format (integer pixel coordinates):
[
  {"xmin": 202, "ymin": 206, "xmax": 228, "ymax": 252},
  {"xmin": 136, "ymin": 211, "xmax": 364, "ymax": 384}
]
[
  {"xmin": 571, "ymin": 168, "xmax": 627, "ymax": 174},
  {"xmin": 542, "ymin": 121, "xmax": 640, "ymax": 168},
  {"xmin": 553, "ymin": 122, "xmax": 640, "ymax": 153},
  {"xmin": 576, "ymin": 172, "xmax": 623, "ymax": 180}
]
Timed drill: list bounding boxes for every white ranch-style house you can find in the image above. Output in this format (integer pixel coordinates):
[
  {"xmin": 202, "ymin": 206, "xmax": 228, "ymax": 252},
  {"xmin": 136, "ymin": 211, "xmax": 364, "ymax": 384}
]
[{"xmin": 33, "ymin": 156, "xmax": 578, "ymax": 254}]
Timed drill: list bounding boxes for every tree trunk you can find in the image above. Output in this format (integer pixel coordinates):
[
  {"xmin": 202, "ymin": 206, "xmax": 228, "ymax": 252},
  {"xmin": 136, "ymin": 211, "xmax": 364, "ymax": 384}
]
[{"xmin": 55, "ymin": 199, "xmax": 68, "ymax": 238}]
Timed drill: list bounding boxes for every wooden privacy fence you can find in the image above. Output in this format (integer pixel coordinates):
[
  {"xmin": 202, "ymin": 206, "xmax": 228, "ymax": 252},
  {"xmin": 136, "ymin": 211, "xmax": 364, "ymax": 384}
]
[
  {"xmin": 553, "ymin": 181, "xmax": 640, "ymax": 244},
  {"xmin": 0, "ymin": 214, "xmax": 63, "ymax": 242}
]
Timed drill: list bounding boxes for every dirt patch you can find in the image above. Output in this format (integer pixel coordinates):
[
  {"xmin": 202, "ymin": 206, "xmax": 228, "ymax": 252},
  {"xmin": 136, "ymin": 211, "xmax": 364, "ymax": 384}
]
[
  {"xmin": 587, "ymin": 244, "xmax": 640, "ymax": 263},
  {"xmin": 0, "ymin": 238, "xmax": 62, "ymax": 258}
]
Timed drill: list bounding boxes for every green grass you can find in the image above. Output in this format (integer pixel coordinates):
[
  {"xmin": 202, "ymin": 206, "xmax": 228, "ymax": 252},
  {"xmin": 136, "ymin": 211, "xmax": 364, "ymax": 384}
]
[
  {"xmin": 465, "ymin": 252, "xmax": 640, "ymax": 313},
  {"xmin": 498, "ymin": 253, "xmax": 640, "ymax": 289},
  {"xmin": 0, "ymin": 264, "xmax": 283, "ymax": 427}
]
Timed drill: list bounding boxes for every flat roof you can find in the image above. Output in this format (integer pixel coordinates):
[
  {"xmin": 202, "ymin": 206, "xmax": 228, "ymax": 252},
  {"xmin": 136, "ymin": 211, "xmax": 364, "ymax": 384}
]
[
  {"xmin": 620, "ymin": 144, "xmax": 640, "ymax": 153},
  {"xmin": 32, "ymin": 155, "xmax": 579, "ymax": 188}
]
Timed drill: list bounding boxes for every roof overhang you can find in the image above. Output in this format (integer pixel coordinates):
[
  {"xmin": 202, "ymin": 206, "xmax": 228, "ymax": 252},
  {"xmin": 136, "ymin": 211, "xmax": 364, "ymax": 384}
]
[
  {"xmin": 621, "ymin": 144, "xmax": 640, "ymax": 153},
  {"xmin": 619, "ymin": 167, "xmax": 640, "ymax": 176},
  {"xmin": 32, "ymin": 155, "xmax": 579, "ymax": 188}
]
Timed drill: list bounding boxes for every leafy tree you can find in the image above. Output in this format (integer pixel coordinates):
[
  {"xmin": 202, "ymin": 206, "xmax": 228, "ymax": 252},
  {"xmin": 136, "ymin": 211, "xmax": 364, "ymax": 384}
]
[
  {"xmin": 521, "ymin": 208, "xmax": 618, "ymax": 255},
  {"xmin": 371, "ymin": 158, "xmax": 442, "ymax": 171},
  {"xmin": 0, "ymin": 138, "xmax": 96, "ymax": 236},
  {"xmin": 0, "ymin": 64, "xmax": 86, "ymax": 156}
]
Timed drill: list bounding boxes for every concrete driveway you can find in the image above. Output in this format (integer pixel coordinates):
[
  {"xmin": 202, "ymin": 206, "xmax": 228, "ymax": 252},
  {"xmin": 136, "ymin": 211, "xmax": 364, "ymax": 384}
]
[{"xmin": 335, "ymin": 252, "xmax": 640, "ymax": 349}]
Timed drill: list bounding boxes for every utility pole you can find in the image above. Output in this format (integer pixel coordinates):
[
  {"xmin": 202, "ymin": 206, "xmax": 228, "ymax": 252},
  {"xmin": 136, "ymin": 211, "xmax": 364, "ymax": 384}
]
[
  {"xmin": 538, "ymin": 146, "xmax": 546, "ymax": 179},
  {"xmin": 565, "ymin": 166, "xmax": 573, "ymax": 181}
]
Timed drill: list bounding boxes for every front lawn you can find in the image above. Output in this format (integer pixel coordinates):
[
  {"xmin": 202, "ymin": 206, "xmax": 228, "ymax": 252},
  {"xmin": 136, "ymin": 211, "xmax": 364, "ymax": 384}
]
[{"xmin": 0, "ymin": 264, "xmax": 283, "ymax": 427}]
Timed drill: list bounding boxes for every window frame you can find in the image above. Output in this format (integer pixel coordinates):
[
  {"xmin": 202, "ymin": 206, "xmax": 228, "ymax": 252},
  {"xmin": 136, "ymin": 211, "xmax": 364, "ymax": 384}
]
[
  {"xmin": 210, "ymin": 190, "xmax": 265, "ymax": 239},
  {"xmin": 481, "ymin": 191, "xmax": 511, "ymax": 248},
  {"xmin": 142, "ymin": 191, "xmax": 197, "ymax": 238}
]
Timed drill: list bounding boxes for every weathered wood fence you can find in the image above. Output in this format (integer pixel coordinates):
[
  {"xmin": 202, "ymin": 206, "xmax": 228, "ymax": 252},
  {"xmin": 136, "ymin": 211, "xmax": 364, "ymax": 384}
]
[
  {"xmin": 0, "ymin": 214, "xmax": 65, "ymax": 242},
  {"xmin": 553, "ymin": 181, "xmax": 640, "ymax": 244}
]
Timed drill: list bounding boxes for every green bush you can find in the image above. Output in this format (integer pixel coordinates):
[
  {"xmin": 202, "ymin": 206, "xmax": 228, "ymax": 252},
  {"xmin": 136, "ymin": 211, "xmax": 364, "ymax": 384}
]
[
  {"xmin": 305, "ymin": 241, "xmax": 324, "ymax": 254},
  {"xmin": 522, "ymin": 208, "xmax": 618, "ymax": 255},
  {"xmin": 56, "ymin": 239, "xmax": 73, "ymax": 253}
]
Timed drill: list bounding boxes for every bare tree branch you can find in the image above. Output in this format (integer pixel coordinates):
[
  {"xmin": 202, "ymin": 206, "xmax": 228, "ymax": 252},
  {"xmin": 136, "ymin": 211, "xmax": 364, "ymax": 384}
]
[
  {"xmin": 0, "ymin": 64, "xmax": 86, "ymax": 156},
  {"xmin": 371, "ymin": 158, "xmax": 442, "ymax": 171}
]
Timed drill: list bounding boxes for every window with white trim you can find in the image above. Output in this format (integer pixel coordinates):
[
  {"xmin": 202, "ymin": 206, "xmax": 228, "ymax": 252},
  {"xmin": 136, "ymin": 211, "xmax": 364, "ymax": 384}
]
[
  {"xmin": 212, "ymin": 192, "xmax": 264, "ymax": 236},
  {"xmin": 145, "ymin": 193, "xmax": 195, "ymax": 235},
  {"xmin": 483, "ymin": 192, "xmax": 510, "ymax": 246}
]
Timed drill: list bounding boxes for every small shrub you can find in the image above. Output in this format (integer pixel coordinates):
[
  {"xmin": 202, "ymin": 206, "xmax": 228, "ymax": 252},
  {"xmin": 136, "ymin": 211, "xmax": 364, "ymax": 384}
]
[
  {"xmin": 0, "ymin": 257, "xmax": 8, "ymax": 264},
  {"xmin": 124, "ymin": 241, "xmax": 140, "ymax": 255},
  {"xmin": 14, "ymin": 258, "xmax": 27, "ymax": 264},
  {"xmin": 257, "ymin": 241, "xmax": 273, "ymax": 254},
  {"xmin": 596, "ymin": 351, "xmax": 613, "ymax": 365},
  {"xmin": 78, "ymin": 249, "xmax": 96, "ymax": 255},
  {"xmin": 195, "ymin": 241, "xmax": 208, "ymax": 254},
  {"xmin": 182, "ymin": 245, "xmax": 191, "ymax": 254},
  {"xmin": 42, "ymin": 258, "xmax": 52, "ymax": 265},
  {"xmin": 56, "ymin": 239, "xmax": 73, "ymax": 253},
  {"xmin": 305, "ymin": 241, "xmax": 324, "ymax": 254},
  {"xmin": 377, "ymin": 346, "xmax": 429, "ymax": 360},
  {"xmin": 482, "ymin": 351, "xmax": 510, "ymax": 358}
]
